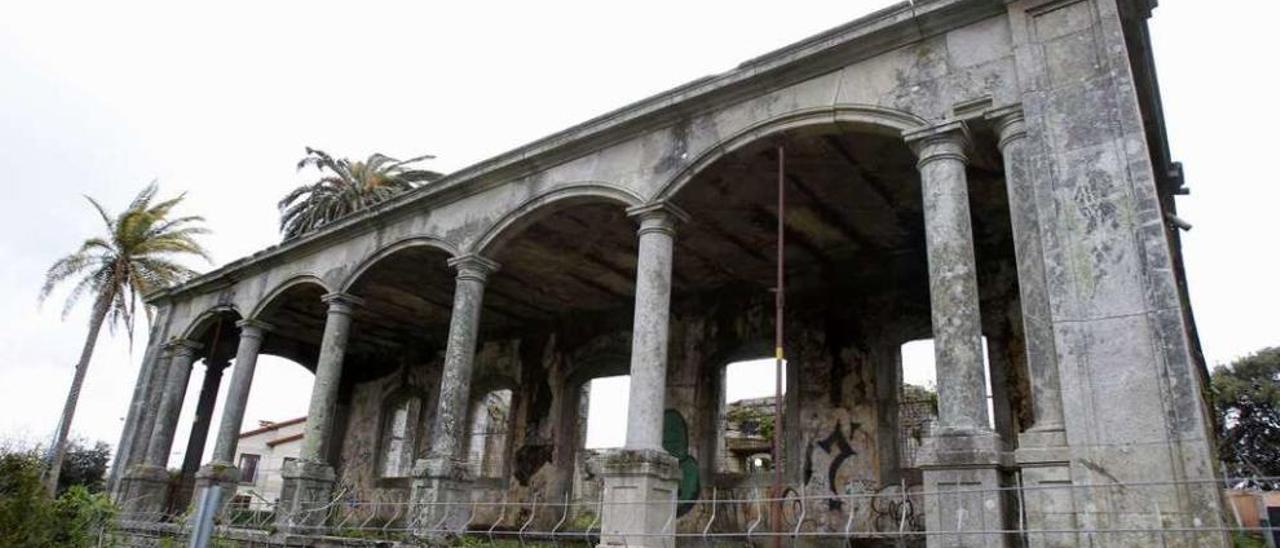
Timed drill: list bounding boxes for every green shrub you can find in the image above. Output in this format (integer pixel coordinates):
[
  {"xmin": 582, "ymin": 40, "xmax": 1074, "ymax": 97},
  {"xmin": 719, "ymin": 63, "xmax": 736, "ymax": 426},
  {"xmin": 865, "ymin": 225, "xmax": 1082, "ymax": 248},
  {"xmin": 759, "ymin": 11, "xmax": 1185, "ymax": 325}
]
[
  {"xmin": 0, "ymin": 451, "xmax": 56, "ymax": 546},
  {"xmin": 51, "ymin": 485, "xmax": 116, "ymax": 546},
  {"xmin": 0, "ymin": 451, "xmax": 117, "ymax": 547}
]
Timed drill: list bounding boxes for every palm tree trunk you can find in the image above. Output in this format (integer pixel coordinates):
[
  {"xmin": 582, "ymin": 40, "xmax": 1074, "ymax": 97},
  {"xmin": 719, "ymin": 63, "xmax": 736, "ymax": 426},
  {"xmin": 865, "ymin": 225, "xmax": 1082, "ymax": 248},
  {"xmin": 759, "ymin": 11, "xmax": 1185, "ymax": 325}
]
[{"xmin": 43, "ymin": 285, "xmax": 115, "ymax": 495}]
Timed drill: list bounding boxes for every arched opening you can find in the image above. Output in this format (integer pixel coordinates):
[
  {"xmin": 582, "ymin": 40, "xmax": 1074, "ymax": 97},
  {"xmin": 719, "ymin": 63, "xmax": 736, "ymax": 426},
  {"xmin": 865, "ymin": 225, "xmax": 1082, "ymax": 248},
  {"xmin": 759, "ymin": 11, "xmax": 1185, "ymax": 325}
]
[
  {"xmin": 336, "ymin": 244, "xmax": 458, "ymax": 493},
  {"xmin": 198, "ymin": 279, "xmax": 329, "ymax": 510},
  {"xmin": 583, "ymin": 375, "xmax": 630, "ymax": 450},
  {"xmin": 465, "ymin": 388, "xmax": 513, "ymax": 479},
  {"xmin": 718, "ymin": 358, "xmax": 787, "ymax": 476},
  {"xmin": 377, "ymin": 388, "xmax": 425, "ymax": 479},
  {"xmin": 666, "ymin": 125, "xmax": 933, "ymax": 497},
  {"xmin": 474, "ymin": 193, "xmax": 641, "ymax": 510},
  {"xmin": 655, "ymin": 114, "xmax": 1017, "ymax": 531},
  {"xmin": 342, "ymin": 243, "xmax": 458, "ymax": 370},
  {"xmin": 481, "ymin": 199, "xmax": 640, "ymax": 334},
  {"xmin": 167, "ymin": 307, "xmax": 242, "ymax": 511}
]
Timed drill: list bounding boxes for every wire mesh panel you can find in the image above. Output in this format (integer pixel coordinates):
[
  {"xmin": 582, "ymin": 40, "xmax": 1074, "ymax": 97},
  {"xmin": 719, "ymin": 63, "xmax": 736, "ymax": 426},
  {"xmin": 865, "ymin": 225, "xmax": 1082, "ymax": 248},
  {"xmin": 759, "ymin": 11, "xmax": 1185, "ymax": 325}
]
[{"xmin": 105, "ymin": 476, "xmax": 1279, "ymax": 547}]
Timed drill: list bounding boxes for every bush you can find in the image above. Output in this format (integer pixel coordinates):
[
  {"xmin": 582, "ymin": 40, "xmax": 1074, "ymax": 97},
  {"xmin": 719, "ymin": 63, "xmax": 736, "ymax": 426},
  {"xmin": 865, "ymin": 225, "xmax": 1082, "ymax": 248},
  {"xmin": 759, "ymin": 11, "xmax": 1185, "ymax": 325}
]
[
  {"xmin": 0, "ymin": 451, "xmax": 117, "ymax": 547},
  {"xmin": 52, "ymin": 485, "xmax": 116, "ymax": 545},
  {"xmin": 0, "ymin": 451, "xmax": 55, "ymax": 546}
]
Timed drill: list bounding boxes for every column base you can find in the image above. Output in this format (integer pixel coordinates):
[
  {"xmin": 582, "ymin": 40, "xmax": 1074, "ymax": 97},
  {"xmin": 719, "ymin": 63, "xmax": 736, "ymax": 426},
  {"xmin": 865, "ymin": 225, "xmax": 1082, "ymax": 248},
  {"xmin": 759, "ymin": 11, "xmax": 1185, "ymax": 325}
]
[
  {"xmin": 917, "ymin": 429, "xmax": 1012, "ymax": 548},
  {"xmin": 409, "ymin": 455, "xmax": 475, "ymax": 537},
  {"xmin": 590, "ymin": 448, "xmax": 678, "ymax": 548},
  {"xmin": 118, "ymin": 464, "xmax": 172, "ymax": 521},
  {"xmin": 192, "ymin": 462, "xmax": 242, "ymax": 516},
  {"xmin": 275, "ymin": 460, "xmax": 336, "ymax": 534},
  {"xmin": 1015, "ymin": 429, "xmax": 1076, "ymax": 548}
]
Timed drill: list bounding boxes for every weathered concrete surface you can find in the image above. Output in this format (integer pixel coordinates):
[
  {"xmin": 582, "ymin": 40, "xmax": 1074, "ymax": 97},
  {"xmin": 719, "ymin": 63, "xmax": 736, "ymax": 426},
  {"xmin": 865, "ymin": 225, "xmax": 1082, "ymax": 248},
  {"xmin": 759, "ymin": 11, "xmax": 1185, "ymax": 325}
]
[
  {"xmin": 906, "ymin": 122, "xmax": 989, "ymax": 435},
  {"xmin": 210, "ymin": 320, "xmax": 271, "ymax": 464},
  {"xmin": 411, "ymin": 255, "xmax": 498, "ymax": 534},
  {"xmin": 424, "ymin": 255, "xmax": 498, "ymax": 463},
  {"xmin": 624, "ymin": 204, "xmax": 684, "ymax": 451},
  {"xmin": 276, "ymin": 459, "xmax": 338, "ymax": 534},
  {"xmin": 990, "ymin": 105, "xmax": 1066, "ymax": 435},
  {"xmin": 116, "ymin": 0, "xmax": 1219, "ymax": 544},
  {"xmin": 1007, "ymin": 0, "xmax": 1226, "ymax": 544},
  {"xmin": 592, "ymin": 448, "xmax": 679, "ymax": 548},
  {"xmin": 276, "ymin": 293, "xmax": 358, "ymax": 532},
  {"xmin": 143, "ymin": 339, "xmax": 201, "ymax": 467},
  {"xmin": 192, "ymin": 320, "xmax": 272, "ymax": 513},
  {"xmin": 107, "ymin": 302, "xmax": 173, "ymax": 495},
  {"xmin": 299, "ymin": 293, "xmax": 360, "ymax": 463},
  {"xmin": 174, "ymin": 359, "xmax": 224, "ymax": 509}
]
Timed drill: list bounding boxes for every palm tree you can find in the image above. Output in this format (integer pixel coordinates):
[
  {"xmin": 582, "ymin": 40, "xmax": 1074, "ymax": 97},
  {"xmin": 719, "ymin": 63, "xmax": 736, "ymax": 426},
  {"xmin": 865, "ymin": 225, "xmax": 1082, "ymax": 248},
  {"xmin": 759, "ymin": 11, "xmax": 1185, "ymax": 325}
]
[
  {"xmin": 39, "ymin": 182, "xmax": 211, "ymax": 494},
  {"xmin": 278, "ymin": 147, "xmax": 444, "ymax": 239}
]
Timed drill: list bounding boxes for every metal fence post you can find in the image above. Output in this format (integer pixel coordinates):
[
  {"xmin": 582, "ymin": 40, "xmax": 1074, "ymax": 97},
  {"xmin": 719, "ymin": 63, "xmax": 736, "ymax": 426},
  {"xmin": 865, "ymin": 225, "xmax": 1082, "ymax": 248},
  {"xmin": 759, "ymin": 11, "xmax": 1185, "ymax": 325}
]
[{"xmin": 188, "ymin": 484, "xmax": 221, "ymax": 548}]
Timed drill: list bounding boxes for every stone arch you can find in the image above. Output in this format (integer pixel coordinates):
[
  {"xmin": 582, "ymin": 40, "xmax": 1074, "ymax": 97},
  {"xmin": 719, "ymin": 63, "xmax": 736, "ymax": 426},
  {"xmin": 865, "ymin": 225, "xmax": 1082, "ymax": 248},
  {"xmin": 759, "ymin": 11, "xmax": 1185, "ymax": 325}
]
[
  {"xmin": 468, "ymin": 182, "xmax": 644, "ymax": 257},
  {"xmin": 338, "ymin": 236, "xmax": 460, "ymax": 293},
  {"xmin": 178, "ymin": 304, "xmax": 243, "ymax": 342},
  {"xmin": 650, "ymin": 104, "xmax": 929, "ymax": 202},
  {"xmin": 470, "ymin": 373, "xmax": 519, "ymax": 401},
  {"xmin": 246, "ymin": 274, "xmax": 333, "ymax": 320}
]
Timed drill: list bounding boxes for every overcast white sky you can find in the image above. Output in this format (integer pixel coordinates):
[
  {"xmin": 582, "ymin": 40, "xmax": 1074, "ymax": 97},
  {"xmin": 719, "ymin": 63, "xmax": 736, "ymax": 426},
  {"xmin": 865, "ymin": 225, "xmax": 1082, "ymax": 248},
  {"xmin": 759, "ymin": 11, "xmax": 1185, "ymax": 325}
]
[{"xmin": 1, "ymin": 2, "xmax": 1276, "ymax": 468}]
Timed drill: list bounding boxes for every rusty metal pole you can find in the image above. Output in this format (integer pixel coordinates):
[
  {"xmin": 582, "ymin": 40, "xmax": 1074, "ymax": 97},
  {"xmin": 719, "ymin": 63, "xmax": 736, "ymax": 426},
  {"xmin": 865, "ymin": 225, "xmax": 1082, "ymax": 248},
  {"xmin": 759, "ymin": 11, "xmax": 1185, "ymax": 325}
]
[{"xmin": 771, "ymin": 144, "xmax": 786, "ymax": 547}]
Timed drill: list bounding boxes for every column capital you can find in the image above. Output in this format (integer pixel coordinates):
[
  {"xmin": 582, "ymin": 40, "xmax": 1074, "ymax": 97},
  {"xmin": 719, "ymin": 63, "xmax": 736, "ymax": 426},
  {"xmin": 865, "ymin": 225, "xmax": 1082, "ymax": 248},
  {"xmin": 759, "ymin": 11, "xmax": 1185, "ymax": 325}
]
[
  {"xmin": 904, "ymin": 120, "xmax": 971, "ymax": 168},
  {"xmin": 985, "ymin": 104, "xmax": 1027, "ymax": 152},
  {"xmin": 235, "ymin": 318, "xmax": 275, "ymax": 335},
  {"xmin": 166, "ymin": 338, "xmax": 203, "ymax": 358},
  {"xmin": 626, "ymin": 201, "xmax": 689, "ymax": 237},
  {"xmin": 447, "ymin": 254, "xmax": 500, "ymax": 283},
  {"xmin": 235, "ymin": 318, "xmax": 274, "ymax": 338},
  {"xmin": 321, "ymin": 292, "xmax": 364, "ymax": 315}
]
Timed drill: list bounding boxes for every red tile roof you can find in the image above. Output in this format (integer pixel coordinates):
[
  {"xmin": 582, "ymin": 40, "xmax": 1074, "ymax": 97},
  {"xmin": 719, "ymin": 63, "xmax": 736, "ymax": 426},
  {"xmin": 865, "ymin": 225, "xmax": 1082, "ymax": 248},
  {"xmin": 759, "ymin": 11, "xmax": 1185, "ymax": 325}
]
[{"xmin": 238, "ymin": 416, "xmax": 306, "ymax": 438}]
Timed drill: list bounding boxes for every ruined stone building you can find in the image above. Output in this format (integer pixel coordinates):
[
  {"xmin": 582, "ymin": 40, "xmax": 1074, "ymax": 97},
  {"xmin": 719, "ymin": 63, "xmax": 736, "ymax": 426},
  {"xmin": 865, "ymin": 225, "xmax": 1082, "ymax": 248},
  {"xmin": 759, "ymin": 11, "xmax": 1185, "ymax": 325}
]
[{"xmin": 112, "ymin": 0, "xmax": 1224, "ymax": 545}]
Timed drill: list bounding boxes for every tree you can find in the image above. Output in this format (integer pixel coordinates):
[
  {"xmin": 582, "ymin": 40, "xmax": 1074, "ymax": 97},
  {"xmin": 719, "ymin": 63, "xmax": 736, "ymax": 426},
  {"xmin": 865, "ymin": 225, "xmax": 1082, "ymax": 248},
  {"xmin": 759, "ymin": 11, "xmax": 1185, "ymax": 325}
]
[
  {"xmin": 277, "ymin": 147, "xmax": 444, "ymax": 239},
  {"xmin": 56, "ymin": 440, "xmax": 110, "ymax": 495},
  {"xmin": 0, "ymin": 449, "xmax": 115, "ymax": 547},
  {"xmin": 39, "ymin": 182, "xmax": 211, "ymax": 494},
  {"xmin": 1212, "ymin": 346, "xmax": 1280, "ymax": 487}
]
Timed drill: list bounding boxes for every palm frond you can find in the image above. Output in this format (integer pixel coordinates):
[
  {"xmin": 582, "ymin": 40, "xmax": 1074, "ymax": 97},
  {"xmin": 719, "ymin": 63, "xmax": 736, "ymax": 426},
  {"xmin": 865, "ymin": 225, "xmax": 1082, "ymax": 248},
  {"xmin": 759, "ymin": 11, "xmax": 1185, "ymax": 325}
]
[
  {"xmin": 59, "ymin": 264, "xmax": 110, "ymax": 319},
  {"xmin": 280, "ymin": 149, "xmax": 444, "ymax": 239},
  {"xmin": 44, "ymin": 182, "xmax": 210, "ymax": 331},
  {"xmin": 84, "ymin": 196, "xmax": 115, "ymax": 232},
  {"xmin": 386, "ymin": 153, "xmax": 437, "ymax": 170}
]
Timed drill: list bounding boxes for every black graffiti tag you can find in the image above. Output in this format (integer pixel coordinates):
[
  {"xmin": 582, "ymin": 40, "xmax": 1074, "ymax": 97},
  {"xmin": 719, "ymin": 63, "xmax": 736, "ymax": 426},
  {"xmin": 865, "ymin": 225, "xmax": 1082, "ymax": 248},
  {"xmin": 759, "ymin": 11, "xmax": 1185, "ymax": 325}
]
[{"xmin": 804, "ymin": 421, "xmax": 859, "ymax": 510}]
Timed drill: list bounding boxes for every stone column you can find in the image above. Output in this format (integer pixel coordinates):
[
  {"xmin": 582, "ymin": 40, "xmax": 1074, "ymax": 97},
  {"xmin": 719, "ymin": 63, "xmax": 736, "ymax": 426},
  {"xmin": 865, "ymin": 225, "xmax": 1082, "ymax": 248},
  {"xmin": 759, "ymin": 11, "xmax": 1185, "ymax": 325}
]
[
  {"xmin": 873, "ymin": 343, "xmax": 903, "ymax": 485},
  {"xmin": 120, "ymin": 339, "xmax": 201, "ymax": 520},
  {"xmin": 592, "ymin": 203, "xmax": 686, "ymax": 548},
  {"xmin": 114, "ymin": 337, "xmax": 175, "ymax": 503},
  {"xmin": 108, "ymin": 302, "xmax": 172, "ymax": 498},
  {"xmin": 905, "ymin": 122, "xmax": 1008, "ymax": 548},
  {"xmin": 174, "ymin": 358, "xmax": 227, "ymax": 509},
  {"xmin": 194, "ymin": 320, "xmax": 271, "ymax": 505},
  {"xmin": 988, "ymin": 105, "xmax": 1075, "ymax": 547},
  {"xmin": 278, "ymin": 293, "xmax": 360, "ymax": 533},
  {"xmin": 411, "ymin": 254, "xmax": 498, "ymax": 535},
  {"xmin": 988, "ymin": 106, "xmax": 1066, "ymax": 437}
]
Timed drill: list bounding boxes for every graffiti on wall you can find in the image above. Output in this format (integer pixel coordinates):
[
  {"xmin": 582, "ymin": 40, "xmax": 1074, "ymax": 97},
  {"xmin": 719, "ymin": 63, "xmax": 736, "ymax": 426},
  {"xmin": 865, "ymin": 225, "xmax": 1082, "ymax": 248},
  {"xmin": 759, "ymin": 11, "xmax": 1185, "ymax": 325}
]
[
  {"xmin": 803, "ymin": 419, "xmax": 875, "ymax": 511},
  {"xmin": 871, "ymin": 483, "xmax": 925, "ymax": 532}
]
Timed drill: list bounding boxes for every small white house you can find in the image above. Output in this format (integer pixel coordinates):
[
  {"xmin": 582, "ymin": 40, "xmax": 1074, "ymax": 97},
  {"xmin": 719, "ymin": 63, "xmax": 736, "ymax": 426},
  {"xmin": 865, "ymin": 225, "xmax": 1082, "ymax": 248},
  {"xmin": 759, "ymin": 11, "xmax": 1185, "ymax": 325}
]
[{"xmin": 230, "ymin": 417, "xmax": 305, "ymax": 507}]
